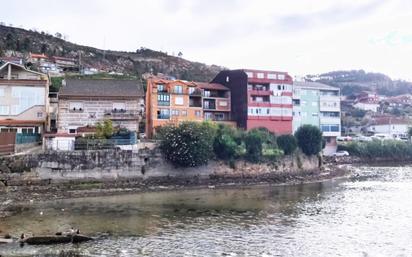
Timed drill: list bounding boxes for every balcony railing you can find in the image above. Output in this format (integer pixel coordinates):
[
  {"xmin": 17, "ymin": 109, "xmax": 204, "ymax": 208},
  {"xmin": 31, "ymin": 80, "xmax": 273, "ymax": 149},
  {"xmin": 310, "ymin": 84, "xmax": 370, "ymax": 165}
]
[{"xmin": 104, "ymin": 110, "xmax": 142, "ymax": 120}]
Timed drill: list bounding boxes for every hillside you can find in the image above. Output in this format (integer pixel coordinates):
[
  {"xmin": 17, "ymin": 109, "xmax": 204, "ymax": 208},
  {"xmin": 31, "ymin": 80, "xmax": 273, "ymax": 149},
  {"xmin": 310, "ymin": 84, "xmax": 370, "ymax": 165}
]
[
  {"xmin": 305, "ymin": 70, "xmax": 412, "ymax": 96},
  {"xmin": 0, "ymin": 24, "xmax": 223, "ymax": 82}
]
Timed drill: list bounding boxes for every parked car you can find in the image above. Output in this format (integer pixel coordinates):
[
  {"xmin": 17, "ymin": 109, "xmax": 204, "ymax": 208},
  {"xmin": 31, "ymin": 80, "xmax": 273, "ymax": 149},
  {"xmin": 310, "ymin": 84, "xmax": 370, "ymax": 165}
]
[
  {"xmin": 332, "ymin": 151, "xmax": 350, "ymax": 157},
  {"xmin": 353, "ymin": 136, "xmax": 372, "ymax": 142},
  {"xmin": 337, "ymin": 136, "xmax": 352, "ymax": 142}
]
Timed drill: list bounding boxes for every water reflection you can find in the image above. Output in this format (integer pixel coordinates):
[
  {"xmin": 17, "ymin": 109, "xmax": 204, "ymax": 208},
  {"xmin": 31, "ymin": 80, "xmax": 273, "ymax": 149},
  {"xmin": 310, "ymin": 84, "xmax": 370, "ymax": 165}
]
[{"xmin": 1, "ymin": 166, "xmax": 412, "ymax": 256}]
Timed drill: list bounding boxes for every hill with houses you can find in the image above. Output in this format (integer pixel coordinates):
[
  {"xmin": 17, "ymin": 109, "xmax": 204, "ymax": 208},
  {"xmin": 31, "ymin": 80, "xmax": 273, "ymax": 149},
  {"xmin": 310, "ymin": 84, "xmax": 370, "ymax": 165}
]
[
  {"xmin": 0, "ymin": 24, "xmax": 223, "ymax": 82},
  {"xmin": 305, "ymin": 70, "xmax": 412, "ymax": 97}
]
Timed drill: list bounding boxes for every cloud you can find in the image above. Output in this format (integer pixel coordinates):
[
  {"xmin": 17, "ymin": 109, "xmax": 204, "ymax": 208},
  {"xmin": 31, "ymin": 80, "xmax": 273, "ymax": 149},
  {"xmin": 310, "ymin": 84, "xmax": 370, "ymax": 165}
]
[{"xmin": 276, "ymin": 0, "xmax": 386, "ymax": 32}]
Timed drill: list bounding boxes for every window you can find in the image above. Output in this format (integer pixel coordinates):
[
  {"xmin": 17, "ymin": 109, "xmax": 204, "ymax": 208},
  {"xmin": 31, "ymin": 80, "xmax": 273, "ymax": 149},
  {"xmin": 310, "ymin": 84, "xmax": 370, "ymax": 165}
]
[
  {"xmin": 312, "ymin": 102, "xmax": 318, "ymax": 107},
  {"xmin": 69, "ymin": 102, "xmax": 83, "ymax": 111},
  {"xmin": 195, "ymin": 110, "xmax": 201, "ymax": 117},
  {"xmin": 69, "ymin": 129, "xmax": 77, "ymax": 134},
  {"xmin": 266, "ymin": 109, "xmax": 270, "ymax": 114},
  {"xmin": 0, "ymin": 106, "xmax": 10, "ymax": 115},
  {"xmin": 312, "ymin": 113, "xmax": 318, "ymax": 116},
  {"xmin": 171, "ymin": 109, "xmax": 180, "ymax": 116},
  {"xmin": 37, "ymin": 112, "xmax": 43, "ymax": 118},
  {"xmin": 0, "ymin": 87, "xmax": 4, "ymax": 96},
  {"xmin": 22, "ymin": 128, "xmax": 34, "ymax": 134},
  {"xmin": 11, "ymin": 87, "xmax": 45, "ymax": 115},
  {"xmin": 188, "ymin": 87, "xmax": 195, "ymax": 95},
  {"xmin": 226, "ymin": 76, "xmax": 230, "ymax": 82},
  {"xmin": 174, "ymin": 85, "xmax": 183, "ymax": 94},
  {"xmin": 278, "ymin": 74, "xmax": 285, "ymax": 80},
  {"xmin": 257, "ymin": 73, "xmax": 264, "ymax": 79},
  {"xmin": 204, "ymin": 90, "xmax": 211, "ymax": 97},
  {"xmin": 277, "ymin": 85, "xmax": 281, "ymax": 90},
  {"xmin": 321, "ymin": 124, "xmax": 340, "ymax": 132},
  {"xmin": 246, "ymin": 72, "xmax": 253, "ymax": 78},
  {"xmin": 175, "ymin": 96, "xmax": 184, "ymax": 105},
  {"xmin": 157, "ymin": 84, "xmax": 166, "ymax": 92},
  {"xmin": 215, "ymin": 113, "xmax": 225, "ymax": 121},
  {"xmin": 158, "ymin": 94, "xmax": 170, "ymax": 106},
  {"xmin": 268, "ymin": 73, "xmax": 277, "ymax": 79},
  {"xmin": 204, "ymin": 112, "xmax": 213, "ymax": 120},
  {"xmin": 182, "ymin": 110, "xmax": 187, "ymax": 116},
  {"xmin": 157, "ymin": 109, "xmax": 170, "ymax": 119},
  {"xmin": 113, "ymin": 102, "xmax": 126, "ymax": 112},
  {"xmin": 256, "ymin": 97, "xmax": 263, "ymax": 103}
]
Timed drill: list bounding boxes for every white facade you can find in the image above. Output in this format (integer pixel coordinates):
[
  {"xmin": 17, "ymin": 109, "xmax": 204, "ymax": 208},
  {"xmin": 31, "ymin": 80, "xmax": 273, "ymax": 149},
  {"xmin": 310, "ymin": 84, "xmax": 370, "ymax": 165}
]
[
  {"xmin": 354, "ymin": 102, "xmax": 379, "ymax": 112},
  {"xmin": 367, "ymin": 123, "xmax": 410, "ymax": 138}
]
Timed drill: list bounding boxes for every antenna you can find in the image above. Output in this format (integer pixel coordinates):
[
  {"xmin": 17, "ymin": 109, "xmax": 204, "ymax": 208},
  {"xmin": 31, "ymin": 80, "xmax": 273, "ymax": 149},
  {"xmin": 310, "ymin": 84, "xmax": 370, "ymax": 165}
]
[{"xmin": 103, "ymin": 36, "xmax": 106, "ymax": 60}]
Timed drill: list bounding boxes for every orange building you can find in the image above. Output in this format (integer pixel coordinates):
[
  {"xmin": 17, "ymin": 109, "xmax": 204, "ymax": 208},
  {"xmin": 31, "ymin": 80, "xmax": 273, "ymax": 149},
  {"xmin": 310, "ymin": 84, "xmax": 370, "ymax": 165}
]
[{"xmin": 146, "ymin": 77, "xmax": 234, "ymax": 138}]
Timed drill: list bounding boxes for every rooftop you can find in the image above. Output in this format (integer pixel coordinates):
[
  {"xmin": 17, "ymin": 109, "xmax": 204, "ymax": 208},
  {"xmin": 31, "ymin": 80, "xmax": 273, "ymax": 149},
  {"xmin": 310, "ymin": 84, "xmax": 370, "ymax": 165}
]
[
  {"xmin": 195, "ymin": 82, "xmax": 228, "ymax": 91},
  {"xmin": 59, "ymin": 79, "xmax": 144, "ymax": 98},
  {"xmin": 294, "ymin": 81, "xmax": 339, "ymax": 91}
]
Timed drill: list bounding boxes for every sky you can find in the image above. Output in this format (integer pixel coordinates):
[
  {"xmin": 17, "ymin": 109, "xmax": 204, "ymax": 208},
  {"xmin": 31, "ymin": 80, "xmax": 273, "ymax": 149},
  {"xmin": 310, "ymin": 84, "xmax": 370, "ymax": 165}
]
[{"xmin": 2, "ymin": 0, "xmax": 412, "ymax": 80}]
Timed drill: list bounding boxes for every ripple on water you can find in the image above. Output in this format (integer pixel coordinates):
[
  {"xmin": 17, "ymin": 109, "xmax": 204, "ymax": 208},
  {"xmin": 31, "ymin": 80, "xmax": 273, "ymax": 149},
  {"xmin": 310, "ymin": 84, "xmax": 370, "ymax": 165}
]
[{"xmin": 1, "ymin": 166, "xmax": 412, "ymax": 256}]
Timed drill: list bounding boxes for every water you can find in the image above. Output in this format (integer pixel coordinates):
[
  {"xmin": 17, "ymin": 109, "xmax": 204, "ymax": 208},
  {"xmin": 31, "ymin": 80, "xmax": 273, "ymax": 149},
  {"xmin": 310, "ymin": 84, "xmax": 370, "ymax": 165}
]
[{"xmin": 1, "ymin": 166, "xmax": 412, "ymax": 257}]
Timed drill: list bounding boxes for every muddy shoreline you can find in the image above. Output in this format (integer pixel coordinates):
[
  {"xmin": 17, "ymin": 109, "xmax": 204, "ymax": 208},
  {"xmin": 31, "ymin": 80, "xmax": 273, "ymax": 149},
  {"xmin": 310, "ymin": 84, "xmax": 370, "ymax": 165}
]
[{"xmin": 0, "ymin": 165, "xmax": 350, "ymax": 221}]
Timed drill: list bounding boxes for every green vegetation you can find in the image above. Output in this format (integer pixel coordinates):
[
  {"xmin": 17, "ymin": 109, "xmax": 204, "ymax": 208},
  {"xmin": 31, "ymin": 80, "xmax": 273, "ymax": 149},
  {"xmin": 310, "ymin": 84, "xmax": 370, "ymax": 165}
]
[
  {"xmin": 277, "ymin": 135, "xmax": 298, "ymax": 155},
  {"xmin": 157, "ymin": 122, "xmax": 216, "ymax": 167},
  {"xmin": 294, "ymin": 125, "xmax": 323, "ymax": 156},
  {"xmin": 50, "ymin": 77, "xmax": 64, "ymax": 92},
  {"xmin": 96, "ymin": 120, "xmax": 114, "ymax": 139},
  {"xmin": 157, "ymin": 122, "xmax": 315, "ymax": 167},
  {"xmin": 244, "ymin": 130, "xmax": 264, "ymax": 163},
  {"xmin": 213, "ymin": 124, "xmax": 243, "ymax": 160},
  {"xmin": 339, "ymin": 140, "xmax": 412, "ymax": 160}
]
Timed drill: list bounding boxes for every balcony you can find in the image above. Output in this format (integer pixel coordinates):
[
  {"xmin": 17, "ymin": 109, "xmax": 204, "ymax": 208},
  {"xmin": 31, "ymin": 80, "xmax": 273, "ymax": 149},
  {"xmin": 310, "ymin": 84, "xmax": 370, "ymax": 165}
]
[
  {"xmin": 104, "ymin": 110, "xmax": 142, "ymax": 120},
  {"xmin": 249, "ymin": 89, "xmax": 272, "ymax": 96},
  {"xmin": 320, "ymin": 116, "xmax": 341, "ymax": 125},
  {"xmin": 203, "ymin": 99, "xmax": 216, "ymax": 110},
  {"xmin": 189, "ymin": 98, "xmax": 202, "ymax": 108},
  {"xmin": 189, "ymin": 88, "xmax": 203, "ymax": 96}
]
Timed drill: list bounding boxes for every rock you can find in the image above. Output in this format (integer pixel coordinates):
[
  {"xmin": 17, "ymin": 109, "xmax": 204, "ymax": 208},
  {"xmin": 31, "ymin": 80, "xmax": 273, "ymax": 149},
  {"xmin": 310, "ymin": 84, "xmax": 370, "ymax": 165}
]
[{"xmin": 0, "ymin": 164, "xmax": 10, "ymax": 173}]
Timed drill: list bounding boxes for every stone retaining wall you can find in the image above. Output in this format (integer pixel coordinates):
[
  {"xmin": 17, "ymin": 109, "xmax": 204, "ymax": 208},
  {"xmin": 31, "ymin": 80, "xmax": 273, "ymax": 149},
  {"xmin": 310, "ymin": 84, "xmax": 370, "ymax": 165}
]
[{"xmin": 0, "ymin": 146, "xmax": 321, "ymax": 185}]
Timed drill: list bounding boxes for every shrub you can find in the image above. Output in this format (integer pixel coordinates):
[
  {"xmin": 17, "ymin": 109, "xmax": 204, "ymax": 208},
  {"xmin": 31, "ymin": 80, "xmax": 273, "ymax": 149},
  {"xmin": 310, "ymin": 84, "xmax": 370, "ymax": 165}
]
[
  {"xmin": 213, "ymin": 124, "xmax": 242, "ymax": 160},
  {"xmin": 96, "ymin": 119, "xmax": 114, "ymax": 139},
  {"xmin": 249, "ymin": 127, "xmax": 276, "ymax": 146},
  {"xmin": 157, "ymin": 121, "xmax": 217, "ymax": 167},
  {"xmin": 343, "ymin": 140, "xmax": 412, "ymax": 160},
  {"xmin": 294, "ymin": 125, "xmax": 323, "ymax": 156},
  {"xmin": 276, "ymin": 135, "xmax": 297, "ymax": 155},
  {"xmin": 244, "ymin": 130, "xmax": 263, "ymax": 162}
]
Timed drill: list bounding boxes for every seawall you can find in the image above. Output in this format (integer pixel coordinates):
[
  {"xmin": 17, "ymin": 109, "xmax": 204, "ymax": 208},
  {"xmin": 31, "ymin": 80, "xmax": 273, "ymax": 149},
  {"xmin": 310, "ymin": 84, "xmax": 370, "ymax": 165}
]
[{"xmin": 0, "ymin": 146, "xmax": 322, "ymax": 186}]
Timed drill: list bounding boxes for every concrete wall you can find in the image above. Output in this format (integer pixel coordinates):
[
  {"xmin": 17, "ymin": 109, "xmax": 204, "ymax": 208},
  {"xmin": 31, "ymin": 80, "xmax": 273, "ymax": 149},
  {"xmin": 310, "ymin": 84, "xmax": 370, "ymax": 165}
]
[{"xmin": 58, "ymin": 98, "xmax": 143, "ymax": 133}]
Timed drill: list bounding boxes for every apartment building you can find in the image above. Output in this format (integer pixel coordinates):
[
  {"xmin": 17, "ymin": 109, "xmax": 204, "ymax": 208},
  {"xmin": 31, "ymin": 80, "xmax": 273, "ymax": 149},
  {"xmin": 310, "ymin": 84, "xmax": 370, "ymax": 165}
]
[
  {"xmin": 212, "ymin": 69, "xmax": 293, "ymax": 134},
  {"xmin": 58, "ymin": 79, "xmax": 145, "ymax": 135},
  {"xmin": 0, "ymin": 62, "xmax": 49, "ymax": 135},
  {"xmin": 292, "ymin": 81, "xmax": 341, "ymax": 155},
  {"xmin": 145, "ymin": 78, "xmax": 233, "ymax": 138}
]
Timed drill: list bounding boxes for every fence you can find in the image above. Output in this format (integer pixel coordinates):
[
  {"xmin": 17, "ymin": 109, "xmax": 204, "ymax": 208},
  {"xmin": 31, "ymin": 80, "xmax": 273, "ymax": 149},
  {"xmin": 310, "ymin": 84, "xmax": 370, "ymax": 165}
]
[
  {"xmin": 74, "ymin": 138, "xmax": 136, "ymax": 150},
  {"xmin": 0, "ymin": 132, "xmax": 16, "ymax": 155},
  {"xmin": 15, "ymin": 133, "xmax": 41, "ymax": 144}
]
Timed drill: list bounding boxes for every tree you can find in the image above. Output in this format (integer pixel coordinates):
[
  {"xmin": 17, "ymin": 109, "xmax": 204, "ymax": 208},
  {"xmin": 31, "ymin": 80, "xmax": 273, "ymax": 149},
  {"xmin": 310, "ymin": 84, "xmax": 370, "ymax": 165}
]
[
  {"xmin": 178, "ymin": 51, "xmax": 183, "ymax": 57},
  {"xmin": 277, "ymin": 135, "xmax": 297, "ymax": 155},
  {"xmin": 157, "ymin": 122, "xmax": 217, "ymax": 167},
  {"xmin": 213, "ymin": 124, "xmax": 242, "ymax": 160},
  {"xmin": 294, "ymin": 125, "xmax": 323, "ymax": 156},
  {"xmin": 244, "ymin": 130, "xmax": 263, "ymax": 162},
  {"xmin": 55, "ymin": 32, "xmax": 62, "ymax": 39},
  {"xmin": 96, "ymin": 119, "xmax": 114, "ymax": 139}
]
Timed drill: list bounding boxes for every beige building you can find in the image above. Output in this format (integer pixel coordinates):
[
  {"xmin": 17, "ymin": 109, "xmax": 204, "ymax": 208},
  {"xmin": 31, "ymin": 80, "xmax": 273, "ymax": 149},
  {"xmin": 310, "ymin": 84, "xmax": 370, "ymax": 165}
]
[
  {"xmin": 57, "ymin": 79, "xmax": 145, "ymax": 135},
  {"xmin": 0, "ymin": 62, "xmax": 49, "ymax": 134}
]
